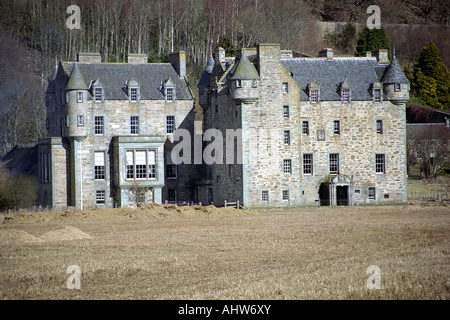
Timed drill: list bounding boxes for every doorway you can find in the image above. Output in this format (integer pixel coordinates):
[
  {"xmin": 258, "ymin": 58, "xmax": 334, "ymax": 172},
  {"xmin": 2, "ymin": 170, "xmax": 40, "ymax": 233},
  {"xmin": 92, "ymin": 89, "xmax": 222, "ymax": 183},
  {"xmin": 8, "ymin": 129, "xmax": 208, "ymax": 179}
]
[
  {"xmin": 319, "ymin": 182, "xmax": 330, "ymax": 206},
  {"xmin": 336, "ymin": 186, "xmax": 349, "ymax": 206}
]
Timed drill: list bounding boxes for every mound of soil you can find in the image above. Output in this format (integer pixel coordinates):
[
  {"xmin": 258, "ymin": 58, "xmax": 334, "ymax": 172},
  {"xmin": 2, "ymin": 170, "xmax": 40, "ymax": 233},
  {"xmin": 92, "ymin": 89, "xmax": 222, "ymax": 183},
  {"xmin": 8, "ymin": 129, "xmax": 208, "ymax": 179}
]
[
  {"xmin": 0, "ymin": 230, "xmax": 43, "ymax": 244},
  {"xmin": 1, "ymin": 204, "xmax": 257, "ymax": 225},
  {"xmin": 39, "ymin": 226, "xmax": 92, "ymax": 242}
]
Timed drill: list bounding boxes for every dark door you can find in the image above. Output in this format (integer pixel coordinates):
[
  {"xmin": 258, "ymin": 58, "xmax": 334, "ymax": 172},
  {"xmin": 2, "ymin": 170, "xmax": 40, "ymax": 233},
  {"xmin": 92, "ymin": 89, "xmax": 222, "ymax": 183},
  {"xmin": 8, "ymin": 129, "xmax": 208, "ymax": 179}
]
[
  {"xmin": 319, "ymin": 183, "xmax": 330, "ymax": 206},
  {"xmin": 336, "ymin": 186, "xmax": 349, "ymax": 206}
]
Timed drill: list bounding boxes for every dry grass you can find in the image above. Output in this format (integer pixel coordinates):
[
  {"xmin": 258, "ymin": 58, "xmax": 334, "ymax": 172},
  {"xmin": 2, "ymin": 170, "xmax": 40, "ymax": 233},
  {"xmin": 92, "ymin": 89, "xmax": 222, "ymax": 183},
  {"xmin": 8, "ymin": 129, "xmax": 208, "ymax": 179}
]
[{"xmin": 0, "ymin": 204, "xmax": 448, "ymax": 300}]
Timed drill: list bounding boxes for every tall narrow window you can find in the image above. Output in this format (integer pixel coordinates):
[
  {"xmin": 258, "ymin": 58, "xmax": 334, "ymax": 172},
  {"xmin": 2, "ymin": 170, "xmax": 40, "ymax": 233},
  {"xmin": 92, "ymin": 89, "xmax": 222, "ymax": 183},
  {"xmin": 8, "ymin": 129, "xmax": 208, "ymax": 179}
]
[
  {"xmin": 329, "ymin": 153, "xmax": 339, "ymax": 174},
  {"xmin": 94, "ymin": 116, "xmax": 104, "ymax": 135},
  {"xmin": 283, "ymin": 105, "xmax": 289, "ymax": 118},
  {"xmin": 94, "ymin": 152, "xmax": 105, "ymax": 180},
  {"xmin": 374, "ymin": 89, "xmax": 381, "ymax": 102},
  {"xmin": 375, "ymin": 154, "xmax": 385, "ymax": 174},
  {"xmin": 148, "ymin": 150, "xmax": 156, "ymax": 179},
  {"xmin": 130, "ymin": 88, "xmax": 138, "ymax": 102},
  {"xmin": 282, "ymin": 190, "xmax": 290, "ymax": 201},
  {"xmin": 77, "ymin": 115, "xmax": 84, "ymax": 127},
  {"xmin": 283, "ymin": 130, "xmax": 290, "ymax": 145},
  {"xmin": 310, "ymin": 89, "xmax": 319, "ymax": 103},
  {"xmin": 368, "ymin": 187, "xmax": 376, "ymax": 200},
  {"xmin": 302, "ymin": 121, "xmax": 309, "ymax": 135},
  {"xmin": 376, "ymin": 120, "xmax": 383, "ymax": 134},
  {"xmin": 166, "ymin": 88, "xmax": 174, "ymax": 102},
  {"xmin": 168, "ymin": 189, "xmax": 177, "ymax": 202},
  {"xmin": 131, "ymin": 116, "xmax": 139, "ymax": 134},
  {"xmin": 135, "ymin": 151, "xmax": 147, "ymax": 179},
  {"xmin": 283, "ymin": 159, "xmax": 292, "ymax": 174},
  {"xmin": 333, "ymin": 120, "xmax": 340, "ymax": 135},
  {"xmin": 126, "ymin": 151, "xmax": 134, "ymax": 179},
  {"xmin": 282, "ymin": 82, "xmax": 289, "ymax": 94},
  {"xmin": 166, "ymin": 115, "xmax": 175, "ymax": 134},
  {"xmin": 167, "ymin": 164, "xmax": 177, "ymax": 179},
  {"xmin": 77, "ymin": 92, "xmax": 83, "ymax": 103},
  {"xmin": 303, "ymin": 154, "xmax": 313, "ymax": 175},
  {"xmin": 394, "ymin": 83, "xmax": 401, "ymax": 92},
  {"xmin": 94, "ymin": 87, "xmax": 102, "ymax": 102},
  {"xmin": 342, "ymin": 89, "xmax": 350, "ymax": 103},
  {"xmin": 40, "ymin": 152, "xmax": 50, "ymax": 183},
  {"xmin": 262, "ymin": 190, "xmax": 269, "ymax": 202}
]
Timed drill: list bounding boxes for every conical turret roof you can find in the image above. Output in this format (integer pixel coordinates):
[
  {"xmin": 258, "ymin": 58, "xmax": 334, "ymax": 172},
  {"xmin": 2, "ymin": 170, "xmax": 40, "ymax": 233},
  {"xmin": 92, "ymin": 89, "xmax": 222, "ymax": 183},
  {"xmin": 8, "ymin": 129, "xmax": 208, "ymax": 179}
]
[
  {"xmin": 65, "ymin": 62, "xmax": 88, "ymax": 90},
  {"xmin": 382, "ymin": 55, "xmax": 409, "ymax": 84},
  {"xmin": 230, "ymin": 53, "xmax": 260, "ymax": 80}
]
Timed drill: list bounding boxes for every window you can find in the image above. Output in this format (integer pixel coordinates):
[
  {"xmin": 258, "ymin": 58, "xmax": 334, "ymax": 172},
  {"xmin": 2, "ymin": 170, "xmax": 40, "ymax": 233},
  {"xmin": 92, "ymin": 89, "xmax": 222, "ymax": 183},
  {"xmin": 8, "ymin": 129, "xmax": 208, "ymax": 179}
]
[
  {"xmin": 46, "ymin": 118, "xmax": 49, "ymax": 129},
  {"xmin": 394, "ymin": 83, "xmax": 401, "ymax": 92},
  {"xmin": 168, "ymin": 189, "xmax": 177, "ymax": 202},
  {"xmin": 368, "ymin": 187, "xmax": 376, "ymax": 200},
  {"xmin": 310, "ymin": 89, "xmax": 319, "ymax": 103},
  {"xmin": 126, "ymin": 150, "xmax": 156, "ymax": 180},
  {"xmin": 374, "ymin": 89, "xmax": 381, "ymax": 102},
  {"xmin": 77, "ymin": 115, "xmax": 84, "ymax": 127},
  {"xmin": 342, "ymin": 89, "xmax": 350, "ymax": 103},
  {"xmin": 375, "ymin": 154, "xmax": 385, "ymax": 174},
  {"xmin": 166, "ymin": 88, "xmax": 174, "ymax": 102},
  {"xmin": 333, "ymin": 120, "xmax": 340, "ymax": 135},
  {"xmin": 282, "ymin": 82, "xmax": 289, "ymax": 93},
  {"xmin": 77, "ymin": 92, "xmax": 83, "ymax": 103},
  {"xmin": 283, "ymin": 105, "xmax": 289, "ymax": 118},
  {"xmin": 94, "ymin": 87, "xmax": 102, "ymax": 102},
  {"xmin": 167, "ymin": 164, "xmax": 177, "ymax": 179},
  {"xmin": 302, "ymin": 121, "xmax": 309, "ymax": 135},
  {"xmin": 130, "ymin": 88, "xmax": 138, "ymax": 102},
  {"xmin": 94, "ymin": 116, "xmax": 104, "ymax": 135},
  {"xmin": 282, "ymin": 190, "xmax": 290, "ymax": 201},
  {"xmin": 131, "ymin": 116, "xmax": 139, "ymax": 135},
  {"xmin": 283, "ymin": 159, "xmax": 292, "ymax": 174},
  {"xmin": 262, "ymin": 190, "xmax": 269, "ymax": 202},
  {"xmin": 96, "ymin": 190, "xmax": 105, "ymax": 205},
  {"xmin": 208, "ymin": 188, "xmax": 213, "ymax": 204},
  {"xmin": 40, "ymin": 152, "xmax": 50, "ymax": 183},
  {"xmin": 94, "ymin": 152, "xmax": 105, "ymax": 180},
  {"xmin": 303, "ymin": 154, "xmax": 313, "ymax": 175},
  {"xmin": 284, "ymin": 130, "xmax": 290, "ymax": 145},
  {"xmin": 329, "ymin": 153, "xmax": 339, "ymax": 174},
  {"xmin": 166, "ymin": 115, "xmax": 175, "ymax": 134},
  {"xmin": 236, "ymin": 79, "xmax": 242, "ymax": 88},
  {"xmin": 252, "ymin": 80, "xmax": 258, "ymax": 88},
  {"xmin": 376, "ymin": 120, "xmax": 383, "ymax": 134}
]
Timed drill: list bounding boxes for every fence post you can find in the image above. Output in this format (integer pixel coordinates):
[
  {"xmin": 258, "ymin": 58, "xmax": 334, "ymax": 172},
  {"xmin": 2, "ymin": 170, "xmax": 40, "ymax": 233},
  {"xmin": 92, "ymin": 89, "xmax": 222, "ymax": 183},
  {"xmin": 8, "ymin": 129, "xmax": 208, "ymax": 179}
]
[
  {"xmin": 224, "ymin": 200, "xmax": 227, "ymax": 207},
  {"xmin": 237, "ymin": 200, "xmax": 239, "ymax": 210}
]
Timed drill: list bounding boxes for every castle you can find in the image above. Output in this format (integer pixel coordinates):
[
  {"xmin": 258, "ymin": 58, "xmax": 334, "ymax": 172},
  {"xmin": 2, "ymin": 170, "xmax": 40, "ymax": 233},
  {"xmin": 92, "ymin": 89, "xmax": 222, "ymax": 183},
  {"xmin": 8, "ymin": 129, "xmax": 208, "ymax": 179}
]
[{"xmin": 38, "ymin": 44, "xmax": 410, "ymax": 209}]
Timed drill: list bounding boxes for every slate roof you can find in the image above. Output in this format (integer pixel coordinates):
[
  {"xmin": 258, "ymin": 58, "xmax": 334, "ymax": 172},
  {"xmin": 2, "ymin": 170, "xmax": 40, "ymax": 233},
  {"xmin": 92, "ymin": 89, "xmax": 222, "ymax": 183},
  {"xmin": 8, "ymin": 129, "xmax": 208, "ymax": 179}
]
[
  {"xmin": 65, "ymin": 62, "xmax": 88, "ymax": 91},
  {"xmin": 230, "ymin": 53, "xmax": 260, "ymax": 80},
  {"xmin": 198, "ymin": 56, "xmax": 215, "ymax": 87},
  {"xmin": 1, "ymin": 146, "xmax": 38, "ymax": 177},
  {"xmin": 61, "ymin": 62, "xmax": 193, "ymax": 100},
  {"xmin": 281, "ymin": 58, "xmax": 388, "ymax": 101},
  {"xmin": 381, "ymin": 55, "xmax": 410, "ymax": 84}
]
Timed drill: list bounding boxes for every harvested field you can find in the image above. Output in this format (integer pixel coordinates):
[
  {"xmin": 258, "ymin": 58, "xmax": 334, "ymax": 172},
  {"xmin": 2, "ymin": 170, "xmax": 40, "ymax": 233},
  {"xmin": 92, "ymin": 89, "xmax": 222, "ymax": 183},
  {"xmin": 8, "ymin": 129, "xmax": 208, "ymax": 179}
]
[{"xmin": 0, "ymin": 204, "xmax": 448, "ymax": 300}]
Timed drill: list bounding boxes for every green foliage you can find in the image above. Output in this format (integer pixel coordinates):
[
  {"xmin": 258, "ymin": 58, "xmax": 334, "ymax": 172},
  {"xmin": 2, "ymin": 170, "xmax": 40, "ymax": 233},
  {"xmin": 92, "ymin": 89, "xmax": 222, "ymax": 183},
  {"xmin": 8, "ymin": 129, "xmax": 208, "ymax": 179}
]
[
  {"xmin": 0, "ymin": 166, "xmax": 37, "ymax": 211},
  {"xmin": 336, "ymin": 23, "xmax": 356, "ymax": 54},
  {"xmin": 412, "ymin": 42, "xmax": 450, "ymax": 110},
  {"xmin": 355, "ymin": 27, "xmax": 390, "ymax": 57},
  {"xmin": 216, "ymin": 37, "xmax": 236, "ymax": 57}
]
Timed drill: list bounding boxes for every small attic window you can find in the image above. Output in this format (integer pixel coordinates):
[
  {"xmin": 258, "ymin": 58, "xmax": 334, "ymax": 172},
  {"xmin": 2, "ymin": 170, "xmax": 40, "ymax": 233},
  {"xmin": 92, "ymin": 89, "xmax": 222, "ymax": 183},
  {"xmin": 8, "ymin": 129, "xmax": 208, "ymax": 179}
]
[
  {"xmin": 236, "ymin": 79, "xmax": 242, "ymax": 88},
  {"xmin": 164, "ymin": 78, "xmax": 176, "ymax": 102},
  {"xmin": 252, "ymin": 79, "xmax": 258, "ymax": 88},
  {"xmin": 166, "ymin": 88, "xmax": 174, "ymax": 102},
  {"xmin": 394, "ymin": 83, "xmax": 401, "ymax": 92},
  {"xmin": 308, "ymin": 79, "xmax": 320, "ymax": 104},
  {"xmin": 127, "ymin": 79, "xmax": 140, "ymax": 102},
  {"xmin": 342, "ymin": 89, "xmax": 350, "ymax": 103},
  {"xmin": 372, "ymin": 81, "xmax": 382, "ymax": 103}
]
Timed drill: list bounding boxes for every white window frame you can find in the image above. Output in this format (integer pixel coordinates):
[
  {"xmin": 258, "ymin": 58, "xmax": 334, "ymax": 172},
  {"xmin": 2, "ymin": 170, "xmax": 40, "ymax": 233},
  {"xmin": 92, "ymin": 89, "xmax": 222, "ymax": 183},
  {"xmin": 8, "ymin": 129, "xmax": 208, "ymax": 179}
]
[
  {"xmin": 77, "ymin": 92, "xmax": 83, "ymax": 103},
  {"xmin": 368, "ymin": 187, "xmax": 376, "ymax": 200},
  {"xmin": 261, "ymin": 190, "xmax": 269, "ymax": 202},
  {"xmin": 126, "ymin": 149, "xmax": 157, "ymax": 181},
  {"xmin": 375, "ymin": 154, "xmax": 385, "ymax": 174},
  {"xmin": 373, "ymin": 89, "xmax": 381, "ymax": 102},
  {"xmin": 329, "ymin": 153, "xmax": 339, "ymax": 174},
  {"xmin": 284, "ymin": 130, "xmax": 290, "ymax": 145},
  {"xmin": 131, "ymin": 116, "xmax": 139, "ymax": 135},
  {"xmin": 342, "ymin": 89, "xmax": 350, "ymax": 103},
  {"xmin": 96, "ymin": 190, "xmax": 105, "ymax": 205},
  {"xmin": 94, "ymin": 151, "xmax": 106, "ymax": 180},
  {"xmin": 376, "ymin": 120, "xmax": 383, "ymax": 134},
  {"xmin": 94, "ymin": 116, "xmax": 104, "ymax": 135},
  {"xmin": 283, "ymin": 105, "xmax": 289, "ymax": 118},
  {"xmin": 303, "ymin": 153, "xmax": 313, "ymax": 175},
  {"xmin": 282, "ymin": 190, "xmax": 290, "ymax": 201},
  {"xmin": 282, "ymin": 82, "xmax": 289, "ymax": 94},
  {"xmin": 283, "ymin": 159, "xmax": 292, "ymax": 174},
  {"xmin": 77, "ymin": 115, "xmax": 84, "ymax": 127},
  {"xmin": 333, "ymin": 120, "xmax": 340, "ymax": 135},
  {"xmin": 94, "ymin": 87, "xmax": 102, "ymax": 102},
  {"xmin": 310, "ymin": 89, "xmax": 319, "ymax": 103},
  {"xmin": 302, "ymin": 121, "xmax": 309, "ymax": 135},
  {"xmin": 166, "ymin": 115, "xmax": 175, "ymax": 134},
  {"xmin": 166, "ymin": 88, "xmax": 174, "ymax": 102}
]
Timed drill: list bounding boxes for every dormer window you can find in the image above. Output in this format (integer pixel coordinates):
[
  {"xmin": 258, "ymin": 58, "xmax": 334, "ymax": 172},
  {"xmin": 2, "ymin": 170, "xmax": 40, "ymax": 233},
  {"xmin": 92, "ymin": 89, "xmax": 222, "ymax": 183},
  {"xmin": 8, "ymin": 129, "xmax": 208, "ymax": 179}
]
[
  {"xmin": 164, "ymin": 78, "xmax": 176, "ymax": 102},
  {"xmin": 394, "ymin": 83, "xmax": 401, "ymax": 92},
  {"xmin": 372, "ymin": 81, "xmax": 382, "ymax": 103},
  {"xmin": 91, "ymin": 80, "xmax": 103, "ymax": 102},
  {"xmin": 342, "ymin": 90, "xmax": 350, "ymax": 103},
  {"xmin": 252, "ymin": 80, "xmax": 258, "ymax": 88},
  {"xmin": 127, "ymin": 79, "xmax": 140, "ymax": 102},
  {"xmin": 308, "ymin": 79, "xmax": 320, "ymax": 104},
  {"xmin": 94, "ymin": 88, "xmax": 102, "ymax": 102}
]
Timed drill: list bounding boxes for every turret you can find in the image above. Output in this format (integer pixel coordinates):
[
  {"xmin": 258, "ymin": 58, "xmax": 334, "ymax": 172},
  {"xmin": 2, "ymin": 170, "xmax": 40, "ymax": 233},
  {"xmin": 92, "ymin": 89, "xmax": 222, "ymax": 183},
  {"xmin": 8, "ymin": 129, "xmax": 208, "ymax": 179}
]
[
  {"xmin": 198, "ymin": 56, "xmax": 214, "ymax": 108},
  {"xmin": 381, "ymin": 53, "xmax": 410, "ymax": 105},
  {"xmin": 229, "ymin": 53, "xmax": 260, "ymax": 103},
  {"xmin": 65, "ymin": 62, "xmax": 88, "ymax": 139}
]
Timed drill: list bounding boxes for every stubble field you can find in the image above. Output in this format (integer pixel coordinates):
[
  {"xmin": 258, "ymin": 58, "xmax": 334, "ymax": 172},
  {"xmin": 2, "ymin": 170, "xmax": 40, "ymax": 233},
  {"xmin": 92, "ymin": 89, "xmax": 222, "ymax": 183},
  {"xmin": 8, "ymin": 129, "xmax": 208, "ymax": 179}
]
[{"xmin": 0, "ymin": 203, "xmax": 448, "ymax": 300}]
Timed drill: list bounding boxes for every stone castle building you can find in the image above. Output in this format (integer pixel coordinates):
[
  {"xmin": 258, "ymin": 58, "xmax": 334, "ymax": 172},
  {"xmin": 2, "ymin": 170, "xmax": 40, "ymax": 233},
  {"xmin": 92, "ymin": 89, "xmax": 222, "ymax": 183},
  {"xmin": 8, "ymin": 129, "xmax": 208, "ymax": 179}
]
[
  {"xmin": 197, "ymin": 44, "xmax": 410, "ymax": 207},
  {"xmin": 39, "ymin": 52, "xmax": 197, "ymax": 209},
  {"xmin": 38, "ymin": 43, "xmax": 410, "ymax": 209}
]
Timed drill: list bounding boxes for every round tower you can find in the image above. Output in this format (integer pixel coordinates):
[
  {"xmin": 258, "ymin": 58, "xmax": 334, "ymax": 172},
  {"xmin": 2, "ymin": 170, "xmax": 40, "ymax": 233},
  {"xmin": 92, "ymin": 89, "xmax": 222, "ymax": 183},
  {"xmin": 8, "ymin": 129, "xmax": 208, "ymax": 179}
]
[
  {"xmin": 65, "ymin": 62, "xmax": 88, "ymax": 139},
  {"xmin": 229, "ymin": 53, "xmax": 260, "ymax": 103},
  {"xmin": 382, "ymin": 53, "xmax": 410, "ymax": 105}
]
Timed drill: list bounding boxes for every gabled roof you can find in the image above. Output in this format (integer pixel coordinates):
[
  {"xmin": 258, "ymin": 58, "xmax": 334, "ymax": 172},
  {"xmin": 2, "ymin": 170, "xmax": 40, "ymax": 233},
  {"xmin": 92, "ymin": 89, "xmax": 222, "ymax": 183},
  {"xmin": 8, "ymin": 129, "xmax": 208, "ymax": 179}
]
[
  {"xmin": 61, "ymin": 62, "xmax": 193, "ymax": 100},
  {"xmin": 1, "ymin": 146, "xmax": 38, "ymax": 177},
  {"xmin": 230, "ymin": 53, "xmax": 260, "ymax": 80},
  {"xmin": 381, "ymin": 55, "xmax": 410, "ymax": 84},
  {"xmin": 281, "ymin": 58, "xmax": 388, "ymax": 101}
]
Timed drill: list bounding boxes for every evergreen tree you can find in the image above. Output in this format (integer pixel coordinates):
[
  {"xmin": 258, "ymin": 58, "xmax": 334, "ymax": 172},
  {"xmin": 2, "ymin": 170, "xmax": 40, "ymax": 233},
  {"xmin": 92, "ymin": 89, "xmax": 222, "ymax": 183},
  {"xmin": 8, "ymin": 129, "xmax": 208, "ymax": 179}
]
[
  {"xmin": 355, "ymin": 27, "xmax": 390, "ymax": 57},
  {"xmin": 413, "ymin": 42, "xmax": 449, "ymax": 110},
  {"xmin": 337, "ymin": 23, "xmax": 356, "ymax": 54}
]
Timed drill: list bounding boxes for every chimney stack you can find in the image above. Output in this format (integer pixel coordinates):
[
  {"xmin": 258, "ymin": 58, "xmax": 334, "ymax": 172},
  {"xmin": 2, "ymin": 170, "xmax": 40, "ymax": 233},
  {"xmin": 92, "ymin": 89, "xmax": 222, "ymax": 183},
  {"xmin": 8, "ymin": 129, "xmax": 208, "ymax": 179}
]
[
  {"xmin": 375, "ymin": 49, "xmax": 389, "ymax": 65},
  {"xmin": 319, "ymin": 48, "xmax": 333, "ymax": 61},
  {"xmin": 78, "ymin": 53, "xmax": 102, "ymax": 64},
  {"xmin": 169, "ymin": 51, "xmax": 186, "ymax": 78},
  {"xmin": 127, "ymin": 53, "xmax": 148, "ymax": 64}
]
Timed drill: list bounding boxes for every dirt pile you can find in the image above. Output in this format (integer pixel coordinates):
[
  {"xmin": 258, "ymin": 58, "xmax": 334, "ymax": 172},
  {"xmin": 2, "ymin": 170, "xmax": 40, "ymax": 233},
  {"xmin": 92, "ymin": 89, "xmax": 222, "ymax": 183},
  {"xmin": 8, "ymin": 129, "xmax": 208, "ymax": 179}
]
[
  {"xmin": 39, "ymin": 226, "xmax": 92, "ymax": 241},
  {"xmin": 0, "ymin": 230, "xmax": 44, "ymax": 245},
  {"xmin": 1, "ymin": 204, "xmax": 257, "ymax": 224}
]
